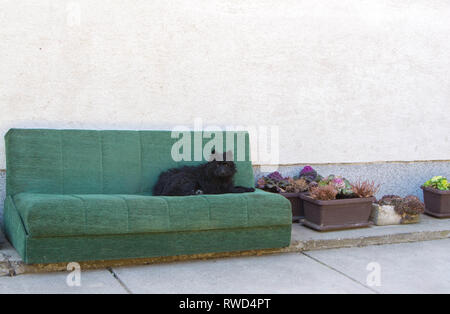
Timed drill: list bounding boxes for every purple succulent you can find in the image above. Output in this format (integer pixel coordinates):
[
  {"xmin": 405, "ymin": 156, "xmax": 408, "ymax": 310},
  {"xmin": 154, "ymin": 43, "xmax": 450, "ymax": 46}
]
[
  {"xmin": 331, "ymin": 177, "xmax": 346, "ymax": 190},
  {"xmin": 299, "ymin": 166, "xmax": 319, "ymax": 183},
  {"xmin": 300, "ymin": 166, "xmax": 314, "ymax": 176},
  {"xmin": 267, "ymin": 171, "xmax": 285, "ymax": 182}
]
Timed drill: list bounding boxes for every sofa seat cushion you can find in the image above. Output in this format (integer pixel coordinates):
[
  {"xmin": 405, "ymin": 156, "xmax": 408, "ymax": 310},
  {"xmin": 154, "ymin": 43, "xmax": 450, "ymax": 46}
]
[{"xmin": 13, "ymin": 190, "xmax": 291, "ymax": 238}]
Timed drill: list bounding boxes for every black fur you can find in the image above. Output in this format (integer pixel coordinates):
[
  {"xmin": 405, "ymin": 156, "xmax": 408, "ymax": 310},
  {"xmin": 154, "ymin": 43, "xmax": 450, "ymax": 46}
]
[{"xmin": 153, "ymin": 152, "xmax": 255, "ymax": 196}]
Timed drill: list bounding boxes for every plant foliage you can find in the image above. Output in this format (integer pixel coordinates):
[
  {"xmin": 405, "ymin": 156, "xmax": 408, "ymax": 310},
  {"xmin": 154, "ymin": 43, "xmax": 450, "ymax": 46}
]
[
  {"xmin": 378, "ymin": 195, "xmax": 425, "ymax": 222},
  {"xmin": 424, "ymin": 176, "xmax": 450, "ymax": 191},
  {"xmin": 256, "ymin": 166, "xmax": 321, "ymax": 193},
  {"xmin": 310, "ymin": 185, "xmax": 338, "ymax": 201},
  {"xmin": 352, "ymin": 180, "xmax": 380, "ymax": 198}
]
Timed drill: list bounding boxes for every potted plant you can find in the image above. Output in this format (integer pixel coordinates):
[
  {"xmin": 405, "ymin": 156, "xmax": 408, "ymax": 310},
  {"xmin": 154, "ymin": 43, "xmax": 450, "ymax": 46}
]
[
  {"xmin": 371, "ymin": 195, "xmax": 425, "ymax": 225},
  {"xmin": 300, "ymin": 176, "xmax": 380, "ymax": 231},
  {"xmin": 421, "ymin": 176, "xmax": 450, "ymax": 218},
  {"xmin": 256, "ymin": 166, "xmax": 322, "ymax": 222}
]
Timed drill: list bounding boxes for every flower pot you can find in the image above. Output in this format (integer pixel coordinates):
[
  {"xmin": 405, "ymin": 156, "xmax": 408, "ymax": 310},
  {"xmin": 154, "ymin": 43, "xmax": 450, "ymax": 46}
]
[
  {"xmin": 422, "ymin": 186, "xmax": 450, "ymax": 218},
  {"xmin": 371, "ymin": 204, "xmax": 420, "ymax": 226},
  {"xmin": 280, "ymin": 192, "xmax": 307, "ymax": 222},
  {"xmin": 300, "ymin": 194, "xmax": 375, "ymax": 231}
]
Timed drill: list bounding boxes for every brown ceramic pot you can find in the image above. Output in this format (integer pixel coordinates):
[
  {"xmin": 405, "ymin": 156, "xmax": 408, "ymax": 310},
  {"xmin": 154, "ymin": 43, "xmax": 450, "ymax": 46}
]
[
  {"xmin": 300, "ymin": 194, "xmax": 375, "ymax": 231},
  {"xmin": 422, "ymin": 186, "xmax": 450, "ymax": 218},
  {"xmin": 280, "ymin": 192, "xmax": 308, "ymax": 222}
]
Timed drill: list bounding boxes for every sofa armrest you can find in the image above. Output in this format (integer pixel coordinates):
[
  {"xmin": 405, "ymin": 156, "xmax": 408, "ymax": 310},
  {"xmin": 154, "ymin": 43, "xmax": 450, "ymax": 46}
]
[{"xmin": 3, "ymin": 196, "xmax": 27, "ymax": 260}]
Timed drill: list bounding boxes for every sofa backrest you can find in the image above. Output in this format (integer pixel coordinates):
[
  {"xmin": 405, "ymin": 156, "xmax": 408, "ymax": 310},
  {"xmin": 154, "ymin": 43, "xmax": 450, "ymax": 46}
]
[{"xmin": 5, "ymin": 129, "xmax": 254, "ymax": 196}]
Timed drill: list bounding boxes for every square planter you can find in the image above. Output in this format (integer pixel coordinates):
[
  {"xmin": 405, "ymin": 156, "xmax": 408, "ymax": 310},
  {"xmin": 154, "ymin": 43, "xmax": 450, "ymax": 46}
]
[
  {"xmin": 422, "ymin": 186, "xmax": 450, "ymax": 218},
  {"xmin": 280, "ymin": 192, "xmax": 307, "ymax": 222},
  {"xmin": 300, "ymin": 194, "xmax": 375, "ymax": 231},
  {"xmin": 371, "ymin": 204, "xmax": 420, "ymax": 226}
]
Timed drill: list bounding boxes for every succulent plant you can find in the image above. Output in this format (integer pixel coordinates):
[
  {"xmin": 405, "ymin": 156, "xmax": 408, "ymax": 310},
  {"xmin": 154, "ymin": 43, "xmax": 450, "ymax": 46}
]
[
  {"xmin": 256, "ymin": 178, "xmax": 267, "ymax": 189},
  {"xmin": 267, "ymin": 171, "xmax": 286, "ymax": 182},
  {"xmin": 256, "ymin": 172, "xmax": 289, "ymax": 193},
  {"xmin": 401, "ymin": 196, "xmax": 425, "ymax": 216},
  {"xmin": 352, "ymin": 180, "xmax": 380, "ymax": 198},
  {"xmin": 424, "ymin": 176, "xmax": 450, "ymax": 191},
  {"xmin": 378, "ymin": 195, "xmax": 425, "ymax": 222},
  {"xmin": 310, "ymin": 174, "xmax": 381, "ymax": 200},
  {"xmin": 318, "ymin": 175, "xmax": 353, "ymax": 196},
  {"xmin": 299, "ymin": 166, "xmax": 322, "ymax": 183},
  {"xmin": 285, "ymin": 178, "xmax": 309, "ymax": 193},
  {"xmin": 256, "ymin": 176, "xmax": 287, "ymax": 193},
  {"xmin": 378, "ymin": 195, "xmax": 403, "ymax": 205},
  {"xmin": 300, "ymin": 165, "xmax": 316, "ymax": 176},
  {"xmin": 257, "ymin": 171, "xmax": 309, "ymax": 193},
  {"xmin": 332, "ymin": 177, "xmax": 346, "ymax": 191},
  {"xmin": 310, "ymin": 185, "xmax": 338, "ymax": 200}
]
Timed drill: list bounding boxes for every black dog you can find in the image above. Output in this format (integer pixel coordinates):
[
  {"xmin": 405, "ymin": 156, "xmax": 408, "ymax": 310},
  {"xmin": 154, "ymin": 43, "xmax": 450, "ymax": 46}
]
[{"xmin": 153, "ymin": 151, "xmax": 255, "ymax": 196}]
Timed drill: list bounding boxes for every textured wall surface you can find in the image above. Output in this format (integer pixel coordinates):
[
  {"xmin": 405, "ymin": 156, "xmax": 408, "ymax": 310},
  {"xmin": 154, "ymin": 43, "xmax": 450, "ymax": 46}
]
[{"xmin": 1, "ymin": 0, "xmax": 450, "ymax": 168}]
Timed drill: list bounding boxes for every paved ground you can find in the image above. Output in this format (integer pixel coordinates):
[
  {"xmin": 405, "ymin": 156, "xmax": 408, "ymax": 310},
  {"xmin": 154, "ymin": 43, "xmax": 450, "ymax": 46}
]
[
  {"xmin": 3, "ymin": 214, "xmax": 450, "ymax": 275},
  {"xmin": 1, "ymin": 239, "xmax": 449, "ymax": 294}
]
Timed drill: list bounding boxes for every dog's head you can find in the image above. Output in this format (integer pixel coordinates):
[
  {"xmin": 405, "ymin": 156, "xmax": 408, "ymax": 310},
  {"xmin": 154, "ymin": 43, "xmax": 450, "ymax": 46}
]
[{"xmin": 206, "ymin": 150, "xmax": 237, "ymax": 179}]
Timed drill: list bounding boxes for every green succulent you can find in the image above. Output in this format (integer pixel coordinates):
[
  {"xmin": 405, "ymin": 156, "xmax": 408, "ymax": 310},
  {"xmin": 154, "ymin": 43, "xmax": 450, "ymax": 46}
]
[{"xmin": 424, "ymin": 176, "xmax": 450, "ymax": 191}]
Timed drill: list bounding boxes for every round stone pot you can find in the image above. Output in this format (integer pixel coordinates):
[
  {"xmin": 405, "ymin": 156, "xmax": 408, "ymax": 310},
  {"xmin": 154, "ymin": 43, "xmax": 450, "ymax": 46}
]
[{"xmin": 371, "ymin": 204, "xmax": 420, "ymax": 226}]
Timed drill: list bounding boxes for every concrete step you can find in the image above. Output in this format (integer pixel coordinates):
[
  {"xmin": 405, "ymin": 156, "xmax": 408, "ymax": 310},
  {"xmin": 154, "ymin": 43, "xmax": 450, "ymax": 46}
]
[{"xmin": 1, "ymin": 215, "xmax": 449, "ymax": 276}]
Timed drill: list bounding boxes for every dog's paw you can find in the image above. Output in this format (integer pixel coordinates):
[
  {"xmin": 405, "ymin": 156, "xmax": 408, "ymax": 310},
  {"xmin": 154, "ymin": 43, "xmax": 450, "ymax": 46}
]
[{"xmin": 195, "ymin": 189, "xmax": 204, "ymax": 195}]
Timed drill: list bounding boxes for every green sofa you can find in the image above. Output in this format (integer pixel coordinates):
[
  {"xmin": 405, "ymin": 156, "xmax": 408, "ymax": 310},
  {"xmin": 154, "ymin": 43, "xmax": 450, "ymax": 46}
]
[{"xmin": 3, "ymin": 129, "xmax": 292, "ymax": 264}]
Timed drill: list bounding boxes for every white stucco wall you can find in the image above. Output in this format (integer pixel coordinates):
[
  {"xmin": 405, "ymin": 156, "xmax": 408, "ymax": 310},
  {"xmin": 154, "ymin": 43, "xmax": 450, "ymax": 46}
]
[{"xmin": 1, "ymin": 0, "xmax": 449, "ymax": 168}]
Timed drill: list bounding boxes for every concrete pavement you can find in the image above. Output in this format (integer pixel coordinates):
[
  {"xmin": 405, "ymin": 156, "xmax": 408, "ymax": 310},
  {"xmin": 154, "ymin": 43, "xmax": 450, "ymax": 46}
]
[
  {"xmin": 3, "ymin": 214, "xmax": 450, "ymax": 276},
  {"xmin": 1, "ymin": 239, "xmax": 450, "ymax": 294},
  {"xmin": 0, "ymin": 269, "xmax": 127, "ymax": 294},
  {"xmin": 307, "ymin": 239, "xmax": 450, "ymax": 294},
  {"xmin": 111, "ymin": 253, "xmax": 373, "ymax": 294}
]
